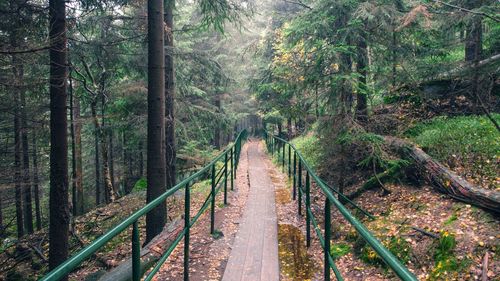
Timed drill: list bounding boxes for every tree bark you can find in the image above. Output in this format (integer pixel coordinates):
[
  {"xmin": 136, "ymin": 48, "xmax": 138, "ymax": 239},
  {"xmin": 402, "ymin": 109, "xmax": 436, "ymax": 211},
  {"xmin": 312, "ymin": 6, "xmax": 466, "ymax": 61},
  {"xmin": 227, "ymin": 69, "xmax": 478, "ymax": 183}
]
[
  {"xmin": 92, "ymin": 102, "xmax": 102, "ymax": 205},
  {"xmin": 98, "ymin": 220, "xmax": 183, "ymax": 281},
  {"xmin": 32, "ymin": 132, "xmax": 42, "ymax": 230},
  {"xmin": 146, "ymin": 0, "xmax": 167, "ymax": 243},
  {"xmin": 70, "ymin": 79, "xmax": 84, "ymax": 216},
  {"xmin": 465, "ymin": 17, "xmax": 482, "ymax": 62},
  {"xmin": 12, "ymin": 49, "xmax": 24, "ymax": 239},
  {"xmin": 48, "ymin": 0, "xmax": 70, "ymax": 274},
  {"xmin": 122, "ymin": 131, "xmax": 129, "ymax": 194},
  {"xmin": 214, "ymin": 95, "xmax": 221, "ymax": 149},
  {"xmin": 138, "ymin": 140, "xmax": 144, "ymax": 178},
  {"xmin": 109, "ymin": 130, "xmax": 116, "ymax": 195},
  {"xmin": 20, "ymin": 79, "xmax": 33, "ymax": 234},
  {"xmin": 384, "ymin": 136, "xmax": 500, "ymax": 213},
  {"xmin": 165, "ymin": 0, "xmax": 176, "ymax": 189},
  {"xmin": 14, "ymin": 106, "xmax": 24, "ymax": 238},
  {"xmin": 287, "ymin": 117, "xmax": 292, "ymax": 139},
  {"xmin": 101, "ymin": 94, "xmax": 116, "ymax": 203}
]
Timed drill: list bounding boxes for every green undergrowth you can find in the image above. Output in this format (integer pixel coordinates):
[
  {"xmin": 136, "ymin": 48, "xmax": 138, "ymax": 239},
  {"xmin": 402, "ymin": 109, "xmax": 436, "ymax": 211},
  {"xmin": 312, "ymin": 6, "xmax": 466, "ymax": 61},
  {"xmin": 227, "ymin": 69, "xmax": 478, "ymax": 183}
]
[
  {"xmin": 405, "ymin": 114, "xmax": 500, "ymax": 189},
  {"xmin": 330, "ymin": 243, "xmax": 351, "ymax": 259},
  {"xmin": 359, "ymin": 236, "xmax": 412, "ymax": 268},
  {"xmin": 290, "ymin": 133, "xmax": 322, "ymax": 170},
  {"xmin": 429, "ymin": 231, "xmax": 471, "ymax": 280}
]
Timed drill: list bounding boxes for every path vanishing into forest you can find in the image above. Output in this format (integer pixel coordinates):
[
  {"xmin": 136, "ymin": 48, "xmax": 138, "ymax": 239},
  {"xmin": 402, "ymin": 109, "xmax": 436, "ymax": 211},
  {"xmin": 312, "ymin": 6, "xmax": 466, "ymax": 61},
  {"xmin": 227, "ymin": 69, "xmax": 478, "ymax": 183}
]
[{"xmin": 222, "ymin": 140, "xmax": 280, "ymax": 281}]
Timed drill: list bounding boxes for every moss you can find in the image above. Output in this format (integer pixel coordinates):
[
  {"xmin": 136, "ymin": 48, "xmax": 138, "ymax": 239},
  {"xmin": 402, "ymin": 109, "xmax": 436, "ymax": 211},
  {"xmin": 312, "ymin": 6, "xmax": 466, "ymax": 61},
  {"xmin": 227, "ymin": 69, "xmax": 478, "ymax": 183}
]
[{"xmin": 405, "ymin": 114, "xmax": 500, "ymax": 189}]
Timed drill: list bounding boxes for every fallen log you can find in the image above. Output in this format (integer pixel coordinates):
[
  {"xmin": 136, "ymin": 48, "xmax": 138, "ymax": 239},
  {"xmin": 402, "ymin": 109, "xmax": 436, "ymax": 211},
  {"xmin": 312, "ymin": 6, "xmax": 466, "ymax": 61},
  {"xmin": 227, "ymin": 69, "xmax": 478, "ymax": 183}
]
[
  {"xmin": 383, "ymin": 136, "xmax": 500, "ymax": 213},
  {"xmin": 347, "ymin": 165, "xmax": 400, "ymax": 199},
  {"xmin": 97, "ymin": 218, "xmax": 183, "ymax": 281}
]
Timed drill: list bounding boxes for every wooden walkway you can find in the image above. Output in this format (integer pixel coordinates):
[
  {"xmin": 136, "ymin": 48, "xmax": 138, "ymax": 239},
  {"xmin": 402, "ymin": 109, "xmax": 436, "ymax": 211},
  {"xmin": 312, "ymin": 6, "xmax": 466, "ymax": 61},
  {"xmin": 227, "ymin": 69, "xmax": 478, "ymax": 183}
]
[{"xmin": 222, "ymin": 141, "xmax": 280, "ymax": 281}]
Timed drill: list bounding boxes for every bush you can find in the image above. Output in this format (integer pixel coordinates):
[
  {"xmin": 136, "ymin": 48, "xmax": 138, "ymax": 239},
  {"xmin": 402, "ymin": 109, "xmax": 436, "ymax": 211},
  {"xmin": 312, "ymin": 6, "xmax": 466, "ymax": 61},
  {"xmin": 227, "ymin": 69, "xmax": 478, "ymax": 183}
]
[
  {"xmin": 291, "ymin": 133, "xmax": 322, "ymax": 169},
  {"xmin": 405, "ymin": 114, "xmax": 500, "ymax": 189},
  {"xmin": 132, "ymin": 177, "xmax": 147, "ymax": 192}
]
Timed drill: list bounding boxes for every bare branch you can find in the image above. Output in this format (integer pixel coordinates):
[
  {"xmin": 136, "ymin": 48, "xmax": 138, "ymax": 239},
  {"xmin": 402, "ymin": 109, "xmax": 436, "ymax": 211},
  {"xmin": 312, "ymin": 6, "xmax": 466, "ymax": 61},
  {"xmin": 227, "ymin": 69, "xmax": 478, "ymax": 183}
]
[
  {"xmin": 283, "ymin": 0, "xmax": 312, "ymax": 10},
  {"xmin": 0, "ymin": 46, "xmax": 50, "ymax": 54},
  {"xmin": 431, "ymin": 0, "xmax": 500, "ymax": 22}
]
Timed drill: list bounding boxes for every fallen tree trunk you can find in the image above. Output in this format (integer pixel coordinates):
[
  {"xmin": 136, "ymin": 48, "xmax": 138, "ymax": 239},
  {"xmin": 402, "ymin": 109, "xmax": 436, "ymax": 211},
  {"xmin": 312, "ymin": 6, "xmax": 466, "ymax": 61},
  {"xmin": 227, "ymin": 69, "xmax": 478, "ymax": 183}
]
[
  {"xmin": 347, "ymin": 165, "xmax": 400, "ymax": 199},
  {"xmin": 97, "ymin": 218, "xmax": 183, "ymax": 281},
  {"xmin": 384, "ymin": 136, "xmax": 500, "ymax": 213}
]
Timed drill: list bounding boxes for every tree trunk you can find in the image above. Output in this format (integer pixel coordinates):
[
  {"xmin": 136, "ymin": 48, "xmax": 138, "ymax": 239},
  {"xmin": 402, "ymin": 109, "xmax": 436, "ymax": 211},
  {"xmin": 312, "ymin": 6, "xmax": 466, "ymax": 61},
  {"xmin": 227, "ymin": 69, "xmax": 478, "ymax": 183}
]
[
  {"xmin": 109, "ymin": 130, "xmax": 116, "ymax": 195},
  {"xmin": 32, "ymin": 132, "xmax": 42, "ymax": 230},
  {"xmin": 122, "ymin": 131, "xmax": 129, "ymax": 194},
  {"xmin": 384, "ymin": 136, "xmax": 500, "ymax": 212},
  {"xmin": 465, "ymin": 17, "xmax": 482, "ymax": 62},
  {"xmin": 138, "ymin": 140, "xmax": 144, "ymax": 178},
  {"xmin": 19, "ymin": 77, "xmax": 34, "ymax": 234},
  {"xmin": 146, "ymin": 0, "xmax": 167, "ymax": 243},
  {"xmin": 48, "ymin": 0, "xmax": 70, "ymax": 274},
  {"xmin": 214, "ymin": 95, "xmax": 221, "ymax": 149},
  {"xmin": 391, "ymin": 28, "xmax": 397, "ymax": 89},
  {"xmin": 356, "ymin": 35, "xmax": 368, "ymax": 122},
  {"xmin": 12, "ymin": 50, "xmax": 24, "ymax": 239},
  {"xmin": 101, "ymin": 132, "xmax": 116, "ymax": 203},
  {"xmin": 101, "ymin": 94, "xmax": 116, "ymax": 203},
  {"xmin": 165, "ymin": 0, "xmax": 176, "ymax": 189},
  {"xmin": 98, "ymin": 219, "xmax": 183, "ymax": 281},
  {"xmin": 70, "ymin": 78, "xmax": 84, "ymax": 216},
  {"xmin": 92, "ymin": 103, "xmax": 102, "ymax": 205},
  {"xmin": 287, "ymin": 117, "xmax": 292, "ymax": 140},
  {"xmin": 0, "ymin": 190, "xmax": 2, "ymax": 235}
]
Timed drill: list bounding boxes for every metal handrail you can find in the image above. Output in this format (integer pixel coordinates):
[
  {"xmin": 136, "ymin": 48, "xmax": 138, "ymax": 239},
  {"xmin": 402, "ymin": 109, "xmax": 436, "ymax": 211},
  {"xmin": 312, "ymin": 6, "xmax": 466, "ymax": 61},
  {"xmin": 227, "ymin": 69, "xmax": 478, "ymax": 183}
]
[
  {"xmin": 41, "ymin": 130, "xmax": 247, "ymax": 281},
  {"xmin": 264, "ymin": 131, "xmax": 417, "ymax": 281}
]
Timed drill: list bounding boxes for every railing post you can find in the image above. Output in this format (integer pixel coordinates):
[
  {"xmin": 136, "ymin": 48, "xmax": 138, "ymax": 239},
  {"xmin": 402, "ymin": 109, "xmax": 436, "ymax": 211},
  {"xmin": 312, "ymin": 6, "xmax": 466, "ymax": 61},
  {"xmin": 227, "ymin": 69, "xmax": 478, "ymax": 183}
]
[
  {"xmin": 298, "ymin": 159, "xmax": 302, "ymax": 216},
  {"xmin": 224, "ymin": 152, "xmax": 228, "ymax": 205},
  {"xmin": 324, "ymin": 198, "xmax": 331, "ymax": 281},
  {"xmin": 288, "ymin": 144, "xmax": 291, "ymax": 177},
  {"xmin": 210, "ymin": 164, "xmax": 216, "ymax": 234},
  {"xmin": 292, "ymin": 152, "xmax": 296, "ymax": 200},
  {"xmin": 230, "ymin": 147, "xmax": 234, "ymax": 191},
  {"xmin": 132, "ymin": 221, "xmax": 141, "ymax": 281},
  {"xmin": 234, "ymin": 142, "xmax": 239, "ymax": 178},
  {"xmin": 184, "ymin": 183, "xmax": 190, "ymax": 281},
  {"xmin": 306, "ymin": 171, "xmax": 311, "ymax": 247},
  {"xmin": 282, "ymin": 141, "xmax": 285, "ymax": 170}
]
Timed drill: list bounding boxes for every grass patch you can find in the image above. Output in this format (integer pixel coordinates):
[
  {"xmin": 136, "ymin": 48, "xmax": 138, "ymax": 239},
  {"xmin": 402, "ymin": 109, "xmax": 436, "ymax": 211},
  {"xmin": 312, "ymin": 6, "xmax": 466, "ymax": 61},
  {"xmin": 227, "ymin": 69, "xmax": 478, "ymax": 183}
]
[
  {"xmin": 330, "ymin": 243, "xmax": 351, "ymax": 259},
  {"xmin": 429, "ymin": 231, "xmax": 471, "ymax": 280},
  {"xmin": 405, "ymin": 114, "xmax": 500, "ymax": 189},
  {"xmin": 443, "ymin": 213, "xmax": 458, "ymax": 226},
  {"xmin": 360, "ymin": 236, "xmax": 412, "ymax": 267}
]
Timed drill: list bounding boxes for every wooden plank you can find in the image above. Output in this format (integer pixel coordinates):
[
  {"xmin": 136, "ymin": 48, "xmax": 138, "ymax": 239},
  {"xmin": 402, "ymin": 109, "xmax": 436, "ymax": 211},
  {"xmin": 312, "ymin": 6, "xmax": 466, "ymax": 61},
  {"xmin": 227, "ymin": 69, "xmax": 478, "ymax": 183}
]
[{"xmin": 222, "ymin": 142, "xmax": 280, "ymax": 281}]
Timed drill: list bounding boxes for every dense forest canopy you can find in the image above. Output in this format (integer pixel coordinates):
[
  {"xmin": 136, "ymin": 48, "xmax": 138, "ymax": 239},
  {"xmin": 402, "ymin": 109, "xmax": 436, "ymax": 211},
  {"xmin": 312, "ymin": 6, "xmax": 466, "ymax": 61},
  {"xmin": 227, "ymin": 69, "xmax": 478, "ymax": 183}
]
[{"xmin": 0, "ymin": 0, "xmax": 499, "ymax": 279}]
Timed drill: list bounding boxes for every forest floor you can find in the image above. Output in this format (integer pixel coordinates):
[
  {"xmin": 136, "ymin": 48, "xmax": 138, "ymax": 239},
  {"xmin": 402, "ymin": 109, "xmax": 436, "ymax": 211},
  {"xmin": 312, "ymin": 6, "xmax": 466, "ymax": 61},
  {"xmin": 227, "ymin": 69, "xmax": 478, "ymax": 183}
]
[
  {"xmin": 267, "ymin": 143, "xmax": 499, "ymax": 280},
  {"xmin": 0, "ymin": 143, "xmax": 251, "ymax": 281},
  {"xmin": 155, "ymin": 141, "xmax": 252, "ymax": 281},
  {"xmin": 2, "ymin": 138, "xmax": 498, "ymax": 281}
]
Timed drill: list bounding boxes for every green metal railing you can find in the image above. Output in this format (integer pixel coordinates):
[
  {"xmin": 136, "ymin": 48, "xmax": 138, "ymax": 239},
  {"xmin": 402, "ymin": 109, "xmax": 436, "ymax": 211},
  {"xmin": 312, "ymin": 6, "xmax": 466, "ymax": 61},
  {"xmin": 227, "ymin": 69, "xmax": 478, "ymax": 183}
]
[
  {"xmin": 264, "ymin": 132, "xmax": 417, "ymax": 281},
  {"xmin": 41, "ymin": 130, "xmax": 247, "ymax": 281}
]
